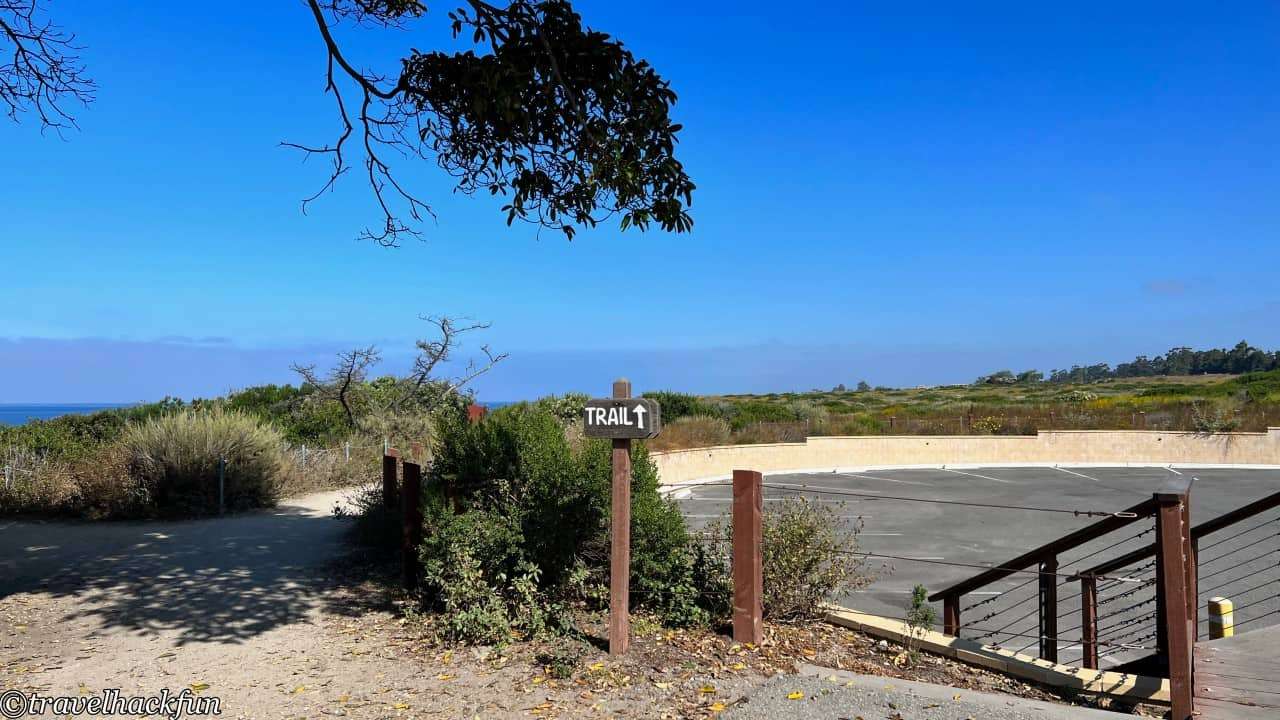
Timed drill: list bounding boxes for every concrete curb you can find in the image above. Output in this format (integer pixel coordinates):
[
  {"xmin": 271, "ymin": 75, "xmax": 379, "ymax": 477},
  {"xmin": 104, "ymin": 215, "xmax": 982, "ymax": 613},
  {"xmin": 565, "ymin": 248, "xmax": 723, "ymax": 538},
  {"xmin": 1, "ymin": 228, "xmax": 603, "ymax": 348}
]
[
  {"xmin": 822, "ymin": 605, "xmax": 1170, "ymax": 705},
  {"xmin": 659, "ymin": 461, "xmax": 1280, "ymax": 493}
]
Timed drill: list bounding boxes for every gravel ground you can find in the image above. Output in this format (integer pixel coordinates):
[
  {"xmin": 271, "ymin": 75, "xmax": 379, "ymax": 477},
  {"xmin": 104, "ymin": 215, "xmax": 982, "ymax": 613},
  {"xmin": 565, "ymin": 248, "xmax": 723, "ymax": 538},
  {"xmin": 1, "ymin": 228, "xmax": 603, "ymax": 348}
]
[{"xmin": 725, "ymin": 665, "xmax": 1128, "ymax": 720}]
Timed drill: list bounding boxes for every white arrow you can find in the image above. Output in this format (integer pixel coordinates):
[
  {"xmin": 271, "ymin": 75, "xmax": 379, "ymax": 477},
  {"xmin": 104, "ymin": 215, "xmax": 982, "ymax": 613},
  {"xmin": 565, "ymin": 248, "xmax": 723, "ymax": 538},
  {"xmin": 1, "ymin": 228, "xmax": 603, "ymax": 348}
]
[{"xmin": 632, "ymin": 404, "xmax": 647, "ymax": 430}]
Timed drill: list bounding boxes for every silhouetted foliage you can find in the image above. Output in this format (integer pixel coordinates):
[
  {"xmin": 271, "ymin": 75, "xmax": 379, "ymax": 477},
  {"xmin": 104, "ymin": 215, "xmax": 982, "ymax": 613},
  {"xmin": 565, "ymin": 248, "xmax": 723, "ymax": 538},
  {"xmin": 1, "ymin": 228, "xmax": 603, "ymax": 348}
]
[
  {"xmin": 1048, "ymin": 341, "xmax": 1280, "ymax": 383},
  {"xmin": 6, "ymin": 1, "xmax": 693, "ymax": 245},
  {"xmin": 291, "ymin": 0, "xmax": 695, "ymax": 244}
]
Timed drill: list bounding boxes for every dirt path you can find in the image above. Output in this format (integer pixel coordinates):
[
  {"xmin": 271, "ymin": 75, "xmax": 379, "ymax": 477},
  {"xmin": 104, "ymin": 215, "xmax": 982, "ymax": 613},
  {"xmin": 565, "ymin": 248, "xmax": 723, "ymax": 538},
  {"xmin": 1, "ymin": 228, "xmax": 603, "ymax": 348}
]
[
  {"xmin": 0, "ymin": 490, "xmax": 436, "ymax": 718},
  {"xmin": 0, "ymin": 492, "xmax": 1129, "ymax": 719}
]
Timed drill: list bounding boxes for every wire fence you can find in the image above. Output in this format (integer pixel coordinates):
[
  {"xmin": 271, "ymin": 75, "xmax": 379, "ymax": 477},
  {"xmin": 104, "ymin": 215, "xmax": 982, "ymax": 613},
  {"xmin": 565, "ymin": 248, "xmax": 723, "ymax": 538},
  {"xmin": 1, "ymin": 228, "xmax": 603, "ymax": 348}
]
[{"xmin": 677, "ymin": 476, "xmax": 1279, "ymax": 668}]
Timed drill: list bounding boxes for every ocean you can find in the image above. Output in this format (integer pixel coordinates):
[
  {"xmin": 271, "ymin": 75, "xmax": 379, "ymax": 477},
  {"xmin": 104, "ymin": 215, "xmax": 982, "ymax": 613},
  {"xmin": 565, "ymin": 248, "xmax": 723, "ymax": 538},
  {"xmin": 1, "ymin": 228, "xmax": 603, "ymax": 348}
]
[
  {"xmin": 0, "ymin": 401, "xmax": 518, "ymax": 426},
  {"xmin": 0, "ymin": 404, "xmax": 132, "ymax": 426}
]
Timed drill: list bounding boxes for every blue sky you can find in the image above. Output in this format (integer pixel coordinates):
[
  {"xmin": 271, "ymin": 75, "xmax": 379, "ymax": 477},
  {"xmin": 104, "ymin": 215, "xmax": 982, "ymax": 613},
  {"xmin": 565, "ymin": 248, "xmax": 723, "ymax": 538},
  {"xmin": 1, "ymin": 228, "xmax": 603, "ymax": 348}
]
[{"xmin": 2, "ymin": 2, "xmax": 1278, "ymax": 402}]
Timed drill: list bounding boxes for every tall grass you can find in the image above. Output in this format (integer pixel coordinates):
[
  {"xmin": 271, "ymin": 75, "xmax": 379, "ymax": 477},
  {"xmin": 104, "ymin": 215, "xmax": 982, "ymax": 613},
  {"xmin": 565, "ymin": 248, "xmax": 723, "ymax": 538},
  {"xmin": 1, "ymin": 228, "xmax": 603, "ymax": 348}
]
[{"xmin": 119, "ymin": 408, "xmax": 288, "ymax": 516}]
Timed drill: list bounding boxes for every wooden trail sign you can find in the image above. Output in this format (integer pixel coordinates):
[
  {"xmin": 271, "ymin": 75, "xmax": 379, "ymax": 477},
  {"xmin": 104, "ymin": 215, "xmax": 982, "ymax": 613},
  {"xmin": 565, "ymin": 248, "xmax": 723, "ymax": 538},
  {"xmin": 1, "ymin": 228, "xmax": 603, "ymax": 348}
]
[
  {"xmin": 587, "ymin": 379, "xmax": 663, "ymax": 655},
  {"xmin": 583, "ymin": 398, "xmax": 662, "ymax": 439}
]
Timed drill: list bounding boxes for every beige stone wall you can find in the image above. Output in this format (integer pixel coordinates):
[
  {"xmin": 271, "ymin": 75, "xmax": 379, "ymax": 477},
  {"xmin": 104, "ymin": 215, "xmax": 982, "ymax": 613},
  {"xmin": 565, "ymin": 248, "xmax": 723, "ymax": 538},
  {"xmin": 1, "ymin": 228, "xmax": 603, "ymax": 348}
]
[{"xmin": 652, "ymin": 428, "xmax": 1280, "ymax": 485}]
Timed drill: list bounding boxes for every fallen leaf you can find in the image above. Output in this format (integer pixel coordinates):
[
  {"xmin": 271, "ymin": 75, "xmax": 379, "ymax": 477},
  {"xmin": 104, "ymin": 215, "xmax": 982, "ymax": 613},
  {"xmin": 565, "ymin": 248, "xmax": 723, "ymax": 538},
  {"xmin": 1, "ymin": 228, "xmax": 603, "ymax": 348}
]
[
  {"xmin": 710, "ymin": 701, "xmax": 726, "ymax": 712},
  {"xmin": 290, "ymin": 685, "xmax": 306, "ymax": 695},
  {"xmin": 189, "ymin": 682, "xmax": 210, "ymax": 694},
  {"xmin": 786, "ymin": 691, "xmax": 804, "ymax": 700},
  {"xmin": 699, "ymin": 684, "xmax": 716, "ymax": 694}
]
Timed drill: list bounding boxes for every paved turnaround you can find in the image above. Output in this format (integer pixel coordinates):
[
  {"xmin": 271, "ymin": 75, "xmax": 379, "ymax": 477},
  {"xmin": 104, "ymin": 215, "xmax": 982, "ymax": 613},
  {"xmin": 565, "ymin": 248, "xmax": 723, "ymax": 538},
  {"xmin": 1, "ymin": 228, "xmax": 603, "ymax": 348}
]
[
  {"xmin": 726, "ymin": 664, "xmax": 1128, "ymax": 719},
  {"xmin": 675, "ymin": 465, "xmax": 1280, "ymax": 667}
]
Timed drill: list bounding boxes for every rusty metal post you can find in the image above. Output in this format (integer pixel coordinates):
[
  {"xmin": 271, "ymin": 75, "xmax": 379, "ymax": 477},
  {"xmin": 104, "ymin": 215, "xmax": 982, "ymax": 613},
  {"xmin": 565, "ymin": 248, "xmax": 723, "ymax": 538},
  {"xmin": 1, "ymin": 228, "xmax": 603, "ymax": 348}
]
[
  {"xmin": 401, "ymin": 461, "xmax": 423, "ymax": 590},
  {"xmin": 609, "ymin": 379, "xmax": 632, "ymax": 656},
  {"xmin": 1182, "ymin": 495, "xmax": 1196, "ymax": 639},
  {"xmin": 382, "ymin": 448, "xmax": 399, "ymax": 512},
  {"xmin": 732, "ymin": 469, "xmax": 763, "ymax": 644},
  {"xmin": 1039, "ymin": 555, "xmax": 1059, "ymax": 662},
  {"xmin": 1155, "ymin": 506, "xmax": 1167, "ymax": 659},
  {"xmin": 1081, "ymin": 574, "xmax": 1099, "ymax": 669},
  {"xmin": 1156, "ymin": 489, "xmax": 1194, "ymax": 720},
  {"xmin": 943, "ymin": 596, "xmax": 960, "ymax": 636},
  {"xmin": 1189, "ymin": 537, "xmax": 1200, "ymax": 641}
]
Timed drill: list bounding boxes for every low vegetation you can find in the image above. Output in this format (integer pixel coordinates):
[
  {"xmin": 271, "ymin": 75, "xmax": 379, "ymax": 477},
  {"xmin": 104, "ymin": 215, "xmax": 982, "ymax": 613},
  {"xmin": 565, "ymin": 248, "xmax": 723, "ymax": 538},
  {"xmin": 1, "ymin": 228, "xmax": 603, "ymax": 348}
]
[
  {"xmin": 0, "ymin": 318, "xmax": 490, "ymax": 518},
  {"xmin": 642, "ymin": 369, "xmax": 1280, "ymax": 450},
  {"xmin": 695, "ymin": 496, "xmax": 871, "ymax": 622},
  {"xmin": 337, "ymin": 397, "xmax": 873, "ymax": 643}
]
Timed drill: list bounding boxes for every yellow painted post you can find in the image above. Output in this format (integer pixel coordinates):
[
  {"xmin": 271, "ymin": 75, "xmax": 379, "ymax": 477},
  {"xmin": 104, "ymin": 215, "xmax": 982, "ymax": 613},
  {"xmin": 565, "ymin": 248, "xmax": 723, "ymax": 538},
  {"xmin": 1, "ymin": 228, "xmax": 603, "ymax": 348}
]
[{"xmin": 1208, "ymin": 597, "xmax": 1234, "ymax": 639}]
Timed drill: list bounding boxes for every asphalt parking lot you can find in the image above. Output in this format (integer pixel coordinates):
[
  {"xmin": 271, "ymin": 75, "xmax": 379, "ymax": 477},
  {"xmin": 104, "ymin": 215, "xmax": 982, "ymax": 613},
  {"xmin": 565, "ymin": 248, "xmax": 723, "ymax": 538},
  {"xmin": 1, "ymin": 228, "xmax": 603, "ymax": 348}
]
[{"xmin": 673, "ymin": 465, "xmax": 1280, "ymax": 667}]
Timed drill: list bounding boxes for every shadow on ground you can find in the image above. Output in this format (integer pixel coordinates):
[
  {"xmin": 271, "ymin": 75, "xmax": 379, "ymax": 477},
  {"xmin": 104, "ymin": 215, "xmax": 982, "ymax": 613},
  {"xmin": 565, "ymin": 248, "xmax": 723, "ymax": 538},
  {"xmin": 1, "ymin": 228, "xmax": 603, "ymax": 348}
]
[{"xmin": 0, "ymin": 492, "xmax": 386, "ymax": 645}]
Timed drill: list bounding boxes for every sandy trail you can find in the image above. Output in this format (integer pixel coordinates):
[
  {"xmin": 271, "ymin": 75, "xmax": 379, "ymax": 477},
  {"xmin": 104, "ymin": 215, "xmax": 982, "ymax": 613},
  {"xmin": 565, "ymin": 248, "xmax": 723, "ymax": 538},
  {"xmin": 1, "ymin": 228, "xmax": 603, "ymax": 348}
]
[{"xmin": 0, "ymin": 490, "xmax": 432, "ymax": 718}]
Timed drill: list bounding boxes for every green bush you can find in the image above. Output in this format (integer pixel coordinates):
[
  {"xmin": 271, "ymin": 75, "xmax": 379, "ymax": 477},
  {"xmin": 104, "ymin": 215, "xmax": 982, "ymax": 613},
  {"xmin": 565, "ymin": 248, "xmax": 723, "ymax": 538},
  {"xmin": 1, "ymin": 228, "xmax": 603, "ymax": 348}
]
[
  {"xmin": 724, "ymin": 400, "xmax": 802, "ymax": 430},
  {"xmin": 415, "ymin": 404, "xmax": 706, "ymax": 640},
  {"xmin": 226, "ymin": 384, "xmax": 351, "ymax": 444},
  {"xmin": 697, "ymin": 496, "xmax": 871, "ymax": 621},
  {"xmin": 0, "ymin": 397, "xmax": 186, "ymax": 461},
  {"xmin": 118, "ymin": 408, "xmax": 288, "ymax": 516},
  {"xmin": 642, "ymin": 391, "xmax": 716, "ymax": 422}
]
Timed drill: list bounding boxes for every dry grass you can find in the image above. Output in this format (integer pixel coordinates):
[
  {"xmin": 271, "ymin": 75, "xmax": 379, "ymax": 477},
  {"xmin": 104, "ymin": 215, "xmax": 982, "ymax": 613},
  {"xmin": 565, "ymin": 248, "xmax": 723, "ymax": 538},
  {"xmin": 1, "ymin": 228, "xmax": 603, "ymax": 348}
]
[{"xmin": 647, "ymin": 416, "xmax": 731, "ymax": 451}]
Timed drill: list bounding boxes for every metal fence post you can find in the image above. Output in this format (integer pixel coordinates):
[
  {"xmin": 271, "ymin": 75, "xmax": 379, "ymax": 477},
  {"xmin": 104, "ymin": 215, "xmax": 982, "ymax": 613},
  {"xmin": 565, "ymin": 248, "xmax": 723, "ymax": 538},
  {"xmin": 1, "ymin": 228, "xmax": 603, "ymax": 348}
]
[
  {"xmin": 402, "ymin": 461, "xmax": 423, "ymax": 590},
  {"xmin": 943, "ymin": 596, "xmax": 960, "ymax": 636},
  {"xmin": 1156, "ymin": 482, "xmax": 1194, "ymax": 720},
  {"xmin": 1081, "ymin": 573, "xmax": 1099, "ymax": 669},
  {"xmin": 732, "ymin": 469, "xmax": 763, "ymax": 644},
  {"xmin": 1039, "ymin": 554, "xmax": 1059, "ymax": 662},
  {"xmin": 344, "ymin": 441, "xmax": 350, "ymax": 463},
  {"xmin": 382, "ymin": 448, "xmax": 399, "ymax": 512},
  {"xmin": 218, "ymin": 456, "xmax": 226, "ymax": 515}
]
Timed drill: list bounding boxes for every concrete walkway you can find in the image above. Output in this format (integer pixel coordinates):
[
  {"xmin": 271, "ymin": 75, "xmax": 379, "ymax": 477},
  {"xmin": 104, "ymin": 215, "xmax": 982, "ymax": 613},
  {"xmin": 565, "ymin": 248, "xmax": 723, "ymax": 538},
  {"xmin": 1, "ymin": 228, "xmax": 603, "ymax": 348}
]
[{"xmin": 726, "ymin": 664, "xmax": 1129, "ymax": 720}]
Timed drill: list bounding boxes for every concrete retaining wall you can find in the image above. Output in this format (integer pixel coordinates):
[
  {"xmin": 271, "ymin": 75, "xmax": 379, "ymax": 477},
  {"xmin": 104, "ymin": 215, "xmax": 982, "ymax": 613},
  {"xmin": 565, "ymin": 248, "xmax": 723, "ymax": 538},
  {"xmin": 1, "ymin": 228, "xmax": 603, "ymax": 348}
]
[{"xmin": 652, "ymin": 428, "xmax": 1280, "ymax": 485}]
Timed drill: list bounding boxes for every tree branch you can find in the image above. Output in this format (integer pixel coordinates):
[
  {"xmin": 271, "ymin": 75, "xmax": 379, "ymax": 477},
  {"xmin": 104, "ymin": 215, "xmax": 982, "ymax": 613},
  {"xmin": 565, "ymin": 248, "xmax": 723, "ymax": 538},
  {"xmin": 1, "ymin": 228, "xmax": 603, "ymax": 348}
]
[{"xmin": 0, "ymin": 0, "xmax": 95, "ymax": 133}]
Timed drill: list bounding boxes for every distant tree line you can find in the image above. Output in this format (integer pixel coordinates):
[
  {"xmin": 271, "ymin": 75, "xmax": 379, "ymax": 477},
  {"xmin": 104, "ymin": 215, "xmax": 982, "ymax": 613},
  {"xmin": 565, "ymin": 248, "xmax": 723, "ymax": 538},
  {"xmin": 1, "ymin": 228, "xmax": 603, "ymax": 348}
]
[{"xmin": 977, "ymin": 341, "xmax": 1280, "ymax": 386}]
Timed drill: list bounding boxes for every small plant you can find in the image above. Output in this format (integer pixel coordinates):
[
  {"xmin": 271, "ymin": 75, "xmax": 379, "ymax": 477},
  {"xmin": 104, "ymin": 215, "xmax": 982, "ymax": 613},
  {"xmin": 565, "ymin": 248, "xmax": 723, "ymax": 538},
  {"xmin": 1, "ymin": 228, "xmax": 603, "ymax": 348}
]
[
  {"xmin": 972, "ymin": 416, "xmax": 1005, "ymax": 434},
  {"xmin": 1191, "ymin": 402, "xmax": 1241, "ymax": 433},
  {"xmin": 696, "ymin": 496, "xmax": 872, "ymax": 622},
  {"xmin": 903, "ymin": 584, "xmax": 937, "ymax": 665},
  {"xmin": 535, "ymin": 643, "xmax": 585, "ymax": 679}
]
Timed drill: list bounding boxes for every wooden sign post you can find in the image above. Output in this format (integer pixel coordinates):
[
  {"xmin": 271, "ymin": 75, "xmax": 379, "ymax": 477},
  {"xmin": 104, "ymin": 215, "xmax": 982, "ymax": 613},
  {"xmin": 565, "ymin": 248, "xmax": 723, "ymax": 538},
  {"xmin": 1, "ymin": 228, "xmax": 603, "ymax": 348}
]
[{"xmin": 583, "ymin": 378, "xmax": 662, "ymax": 656}]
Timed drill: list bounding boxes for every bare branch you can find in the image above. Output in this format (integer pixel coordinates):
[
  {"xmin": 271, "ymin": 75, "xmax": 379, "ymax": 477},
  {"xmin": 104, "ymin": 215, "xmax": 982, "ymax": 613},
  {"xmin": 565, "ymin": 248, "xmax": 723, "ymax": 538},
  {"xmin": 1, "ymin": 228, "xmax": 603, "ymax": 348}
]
[
  {"xmin": 284, "ymin": 0, "xmax": 433, "ymax": 247},
  {"xmin": 291, "ymin": 345, "xmax": 381, "ymax": 428},
  {"xmin": 0, "ymin": 0, "xmax": 95, "ymax": 133}
]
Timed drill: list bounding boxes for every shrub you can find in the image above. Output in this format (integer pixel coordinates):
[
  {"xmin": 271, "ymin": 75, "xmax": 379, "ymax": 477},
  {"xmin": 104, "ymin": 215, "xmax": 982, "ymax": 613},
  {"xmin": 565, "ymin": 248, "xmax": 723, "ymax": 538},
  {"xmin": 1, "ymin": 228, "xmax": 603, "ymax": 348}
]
[
  {"xmin": 118, "ymin": 408, "xmax": 288, "ymax": 516},
  {"xmin": 696, "ymin": 496, "xmax": 871, "ymax": 622},
  {"xmin": 732, "ymin": 421, "xmax": 809, "ymax": 445},
  {"xmin": 642, "ymin": 391, "xmax": 715, "ymax": 422},
  {"xmin": 724, "ymin": 400, "xmax": 801, "ymax": 430},
  {"xmin": 1191, "ymin": 402, "xmax": 1241, "ymax": 433},
  {"xmin": 413, "ymin": 404, "xmax": 705, "ymax": 640},
  {"xmin": 647, "ymin": 415, "xmax": 731, "ymax": 451},
  {"xmin": 538, "ymin": 393, "xmax": 589, "ymax": 423},
  {"xmin": 903, "ymin": 584, "xmax": 937, "ymax": 664}
]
